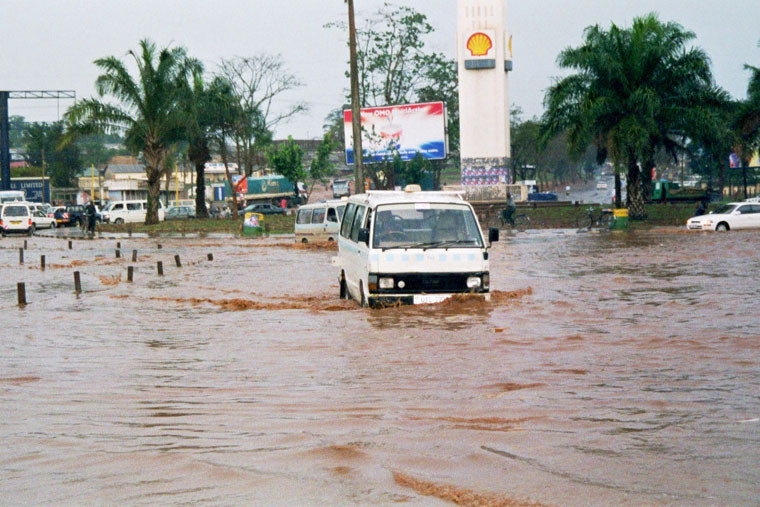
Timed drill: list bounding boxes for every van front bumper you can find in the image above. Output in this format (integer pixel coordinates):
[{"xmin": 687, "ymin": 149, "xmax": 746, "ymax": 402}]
[{"xmin": 369, "ymin": 292, "xmax": 490, "ymax": 308}]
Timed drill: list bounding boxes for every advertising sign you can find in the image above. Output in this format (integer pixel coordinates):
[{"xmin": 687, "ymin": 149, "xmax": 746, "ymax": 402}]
[
  {"xmin": 463, "ymin": 30, "xmax": 497, "ymax": 70},
  {"xmin": 9, "ymin": 178, "xmax": 50, "ymax": 202},
  {"xmin": 243, "ymin": 212, "xmax": 264, "ymax": 237},
  {"xmin": 729, "ymin": 151, "xmax": 760, "ymax": 168},
  {"xmin": 344, "ymin": 102, "xmax": 447, "ymax": 164}
]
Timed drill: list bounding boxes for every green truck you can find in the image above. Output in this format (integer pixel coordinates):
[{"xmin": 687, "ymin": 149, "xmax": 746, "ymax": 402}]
[
  {"xmin": 224, "ymin": 175, "xmax": 302, "ymax": 206},
  {"xmin": 651, "ymin": 180, "xmax": 708, "ymax": 202}
]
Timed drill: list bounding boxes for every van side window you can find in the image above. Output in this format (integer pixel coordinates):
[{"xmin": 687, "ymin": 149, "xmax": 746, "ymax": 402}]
[
  {"xmin": 341, "ymin": 203, "xmax": 357, "ymax": 238},
  {"xmin": 337, "ymin": 205, "xmax": 345, "ymax": 221},
  {"xmin": 296, "ymin": 209, "xmax": 313, "ymax": 224},
  {"xmin": 312, "ymin": 208, "xmax": 326, "ymax": 224},
  {"xmin": 326, "ymin": 207, "xmax": 338, "ymax": 223},
  {"xmin": 127, "ymin": 203, "xmax": 141, "ymax": 211},
  {"xmin": 114, "ymin": 203, "xmax": 124, "ymax": 211},
  {"xmin": 349, "ymin": 205, "xmax": 366, "ymax": 242}
]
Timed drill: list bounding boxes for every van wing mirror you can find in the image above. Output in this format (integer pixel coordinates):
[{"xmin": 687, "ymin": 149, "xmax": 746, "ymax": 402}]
[
  {"xmin": 488, "ymin": 227, "xmax": 499, "ymax": 243},
  {"xmin": 358, "ymin": 227, "xmax": 370, "ymax": 245}
]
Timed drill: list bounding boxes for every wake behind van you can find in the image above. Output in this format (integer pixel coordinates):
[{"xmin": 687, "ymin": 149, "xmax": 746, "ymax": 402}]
[
  {"xmin": 101, "ymin": 200, "xmax": 165, "ymax": 224},
  {"xmin": 333, "ymin": 186, "xmax": 499, "ymax": 307},
  {"xmin": 295, "ymin": 200, "xmax": 346, "ymax": 242}
]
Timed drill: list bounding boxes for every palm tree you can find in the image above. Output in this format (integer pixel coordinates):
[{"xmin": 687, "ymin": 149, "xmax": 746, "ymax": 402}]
[
  {"xmin": 63, "ymin": 39, "xmax": 199, "ymax": 224},
  {"xmin": 542, "ymin": 14, "xmax": 726, "ymax": 219}
]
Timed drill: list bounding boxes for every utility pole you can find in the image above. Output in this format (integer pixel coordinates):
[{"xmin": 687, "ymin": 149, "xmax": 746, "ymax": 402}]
[
  {"xmin": 346, "ymin": 0, "xmax": 364, "ymax": 194},
  {"xmin": 41, "ymin": 148, "xmax": 47, "ymax": 202}
]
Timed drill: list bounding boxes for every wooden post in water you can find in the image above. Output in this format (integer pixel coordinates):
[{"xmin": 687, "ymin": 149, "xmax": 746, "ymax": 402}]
[
  {"xmin": 157, "ymin": 244, "xmax": 162, "ymax": 250},
  {"xmin": 127, "ymin": 266, "xmax": 134, "ymax": 282},
  {"xmin": 207, "ymin": 253, "xmax": 213, "ymax": 261},
  {"xmin": 116, "ymin": 241, "xmax": 121, "ymax": 249},
  {"xmin": 132, "ymin": 249, "xmax": 137, "ymax": 262},
  {"xmin": 18, "ymin": 248, "xmax": 23, "ymax": 265},
  {"xmin": 68, "ymin": 240, "xmax": 72, "ymax": 250},
  {"xmin": 115, "ymin": 249, "xmax": 121, "ymax": 258},
  {"xmin": 40, "ymin": 255, "xmax": 45, "ymax": 271},
  {"xmin": 17, "ymin": 283, "xmax": 27, "ymax": 306},
  {"xmin": 74, "ymin": 271, "xmax": 81, "ymax": 294},
  {"xmin": 174, "ymin": 255, "xmax": 182, "ymax": 267},
  {"xmin": 23, "ymin": 239, "xmax": 27, "ymax": 249},
  {"xmin": 157, "ymin": 261, "xmax": 164, "ymax": 276}
]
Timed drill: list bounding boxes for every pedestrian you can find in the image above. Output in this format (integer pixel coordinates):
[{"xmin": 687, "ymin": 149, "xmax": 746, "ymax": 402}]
[
  {"xmin": 85, "ymin": 199, "xmax": 97, "ymax": 237},
  {"xmin": 502, "ymin": 192, "xmax": 516, "ymax": 226},
  {"xmin": 695, "ymin": 199, "xmax": 707, "ymax": 217}
]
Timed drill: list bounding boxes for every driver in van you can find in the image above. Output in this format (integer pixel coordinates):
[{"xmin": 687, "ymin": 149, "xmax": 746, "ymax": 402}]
[{"xmin": 375, "ymin": 210, "xmax": 404, "ymax": 243}]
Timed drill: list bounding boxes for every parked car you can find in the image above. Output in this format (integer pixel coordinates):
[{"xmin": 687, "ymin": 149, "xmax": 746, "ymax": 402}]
[
  {"xmin": 165, "ymin": 206, "xmax": 196, "ymax": 220},
  {"xmin": 31, "ymin": 210, "xmax": 57, "ymax": 229},
  {"xmin": 237, "ymin": 203, "xmax": 286, "ymax": 217},
  {"xmin": 1, "ymin": 203, "xmax": 34, "ymax": 236},
  {"xmin": 686, "ymin": 202, "xmax": 760, "ymax": 231},
  {"xmin": 49, "ymin": 206, "xmax": 71, "ymax": 226},
  {"xmin": 65, "ymin": 205, "xmax": 87, "ymax": 227}
]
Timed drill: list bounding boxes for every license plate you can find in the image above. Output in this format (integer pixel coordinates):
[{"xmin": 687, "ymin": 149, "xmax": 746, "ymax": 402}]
[
  {"xmin": 688, "ymin": 224, "xmax": 701, "ymax": 229},
  {"xmin": 11, "ymin": 221, "xmax": 21, "ymax": 225},
  {"xmin": 413, "ymin": 294, "xmax": 451, "ymax": 305}
]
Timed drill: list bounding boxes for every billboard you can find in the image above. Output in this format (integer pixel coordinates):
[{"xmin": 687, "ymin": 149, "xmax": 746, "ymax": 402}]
[
  {"xmin": 344, "ymin": 102, "xmax": 448, "ymax": 164},
  {"xmin": 9, "ymin": 178, "xmax": 50, "ymax": 202},
  {"xmin": 729, "ymin": 151, "xmax": 760, "ymax": 168}
]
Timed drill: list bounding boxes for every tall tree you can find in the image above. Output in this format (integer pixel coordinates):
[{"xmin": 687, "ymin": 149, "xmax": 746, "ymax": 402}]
[
  {"xmin": 23, "ymin": 122, "xmax": 81, "ymax": 188},
  {"xmin": 542, "ymin": 14, "xmax": 727, "ymax": 218},
  {"xmin": 307, "ymin": 133, "xmax": 337, "ymax": 202},
  {"xmin": 267, "ymin": 136, "xmax": 305, "ymax": 201},
  {"xmin": 62, "ymin": 39, "xmax": 199, "ymax": 224},
  {"xmin": 218, "ymin": 55, "xmax": 306, "ymax": 175}
]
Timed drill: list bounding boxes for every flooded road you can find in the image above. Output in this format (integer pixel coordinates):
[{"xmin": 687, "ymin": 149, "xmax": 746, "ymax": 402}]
[{"xmin": 1, "ymin": 229, "xmax": 759, "ymax": 505}]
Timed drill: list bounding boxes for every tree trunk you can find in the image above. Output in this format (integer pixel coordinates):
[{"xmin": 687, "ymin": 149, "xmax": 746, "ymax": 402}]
[
  {"xmin": 194, "ymin": 161, "xmax": 209, "ymax": 218},
  {"xmin": 614, "ymin": 168, "xmax": 622, "ymax": 208},
  {"xmin": 221, "ymin": 143, "xmax": 238, "ymax": 218},
  {"xmin": 642, "ymin": 158, "xmax": 654, "ymax": 203},
  {"xmin": 145, "ymin": 167, "xmax": 161, "ymax": 225},
  {"xmin": 627, "ymin": 159, "xmax": 647, "ymax": 220}
]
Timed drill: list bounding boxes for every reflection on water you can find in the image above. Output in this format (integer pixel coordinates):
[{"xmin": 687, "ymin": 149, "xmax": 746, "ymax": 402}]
[{"xmin": 1, "ymin": 231, "xmax": 759, "ymax": 505}]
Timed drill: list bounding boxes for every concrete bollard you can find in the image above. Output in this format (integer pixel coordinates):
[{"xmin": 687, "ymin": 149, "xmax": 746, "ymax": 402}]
[
  {"xmin": 127, "ymin": 224, "xmax": 133, "ymax": 237},
  {"xmin": 157, "ymin": 261, "xmax": 164, "ymax": 276},
  {"xmin": 127, "ymin": 266, "xmax": 134, "ymax": 283},
  {"xmin": 116, "ymin": 241, "xmax": 121, "ymax": 249},
  {"xmin": 17, "ymin": 282, "xmax": 27, "ymax": 306},
  {"xmin": 174, "ymin": 255, "xmax": 182, "ymax": 267},
  {"xmin": 41, "ymin": 255, "xmax": 45, "ymax": 271},
  {"xmin": 19, "ymin": 248, "xmax": 23, "ymax": 265},
  {"xmin": 74, "ymin": 271, "xmax": 82, "ymax": 294},
  {"xmin": 132, "ymin": 249, "xmax": 137, "ymax": 262}
]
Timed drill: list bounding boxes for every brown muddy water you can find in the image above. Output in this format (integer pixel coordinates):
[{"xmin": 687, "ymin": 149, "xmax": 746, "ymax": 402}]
[{"xmin": 1, "ymin": 229, "xmax": 758, "ymax": 505}]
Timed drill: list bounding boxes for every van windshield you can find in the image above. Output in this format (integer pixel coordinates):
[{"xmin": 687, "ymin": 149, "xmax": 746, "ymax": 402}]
[{"xmin": 372, "ymin": 203, "xmax": 483, "ymax": 250}]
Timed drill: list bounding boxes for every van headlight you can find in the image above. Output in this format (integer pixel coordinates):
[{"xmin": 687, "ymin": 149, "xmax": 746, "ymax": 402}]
[
  {"xmin": 379, "ymin": 277, "xmax": 394, "ymax": 289},
  {"xmin": 466, "ymin": 276, "xmax": 482, "ymax": 289}
]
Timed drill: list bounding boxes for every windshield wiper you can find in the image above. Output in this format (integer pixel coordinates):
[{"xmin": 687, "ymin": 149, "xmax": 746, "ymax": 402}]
[{"xmin": 381, "ymin": 240, "xmax": 477, "ymax": 251}]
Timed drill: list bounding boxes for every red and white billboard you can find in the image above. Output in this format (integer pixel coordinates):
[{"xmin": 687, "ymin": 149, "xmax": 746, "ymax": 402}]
[{"xmin": 343, "ymin": 102, "xmax": 448, "ymax": 164}]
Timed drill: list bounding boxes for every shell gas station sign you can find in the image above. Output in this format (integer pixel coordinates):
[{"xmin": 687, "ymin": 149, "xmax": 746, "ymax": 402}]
[{"xmin": 463, "ymin": 30, "xmax": 496, "ymax": 69}]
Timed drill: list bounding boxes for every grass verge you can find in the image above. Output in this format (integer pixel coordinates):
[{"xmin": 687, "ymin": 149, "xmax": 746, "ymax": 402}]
[{"xmin": 100, "ymin": 215, "xmax": 296, "ymax": 236}]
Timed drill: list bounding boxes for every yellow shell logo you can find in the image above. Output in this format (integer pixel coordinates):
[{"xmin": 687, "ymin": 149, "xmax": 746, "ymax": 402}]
[{"xmin": 467, "ymin": 32, "xmax": 493, "ymax": 57}]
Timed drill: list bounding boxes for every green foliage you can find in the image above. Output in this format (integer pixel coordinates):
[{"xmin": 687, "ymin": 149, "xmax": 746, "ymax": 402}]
[
  {"xmin": 310, "ymin": 133, "xmax": 337, "ymax": 183},
  {"xmin": 23, "ymin": 122, "xmax": 81, "ymax": 187},
  {"xmin": 9, "ymin": 116, "xmax": 26, "ymax": 148},
  {"xmin": 268, "ymin": 136, "xmax": 305, "ymax": 193},
  {"xmin": 541, "ymin": 13, "xmax": 729, "ymax": 218},
  {"xmin": 63, "ymin": 39, "xmax": 200, "ymax": 224}
]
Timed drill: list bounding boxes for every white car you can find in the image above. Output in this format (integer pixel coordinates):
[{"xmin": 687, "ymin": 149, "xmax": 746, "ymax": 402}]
[
  {"xmin": 686, "ymin": 202, "xmax": 760, "ymax": 231},
  {"xmin": 31, "ymin": 209, "xmax": 57, "ymax": 229}
]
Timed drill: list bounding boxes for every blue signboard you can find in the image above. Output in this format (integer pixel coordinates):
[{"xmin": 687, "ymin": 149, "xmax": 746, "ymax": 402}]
[{"xmin": 9, "ymin": 178, "xmax": 50, "ymax": 202}]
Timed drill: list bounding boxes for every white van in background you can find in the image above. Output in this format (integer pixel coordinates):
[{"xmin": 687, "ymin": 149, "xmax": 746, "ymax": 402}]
[
  {"xmin": 295, "ymin": 200, "xmax": 346, "ymax": 242},
  {"xmin": 333, "ymin": 186, "xmax": 498, "ymax": 307},
  {"xmin": 0, "ymin": 191, "xmax": 26, "ymax": 204},
  {"xmin": 101, "ymin": 200, "xmax": 165, "ymax": 224}
]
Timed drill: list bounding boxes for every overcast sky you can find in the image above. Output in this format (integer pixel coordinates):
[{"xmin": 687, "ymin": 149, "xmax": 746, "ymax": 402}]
[{"xmin": 3, "ymin": 0, "xmax": 759, "ymax": 139}]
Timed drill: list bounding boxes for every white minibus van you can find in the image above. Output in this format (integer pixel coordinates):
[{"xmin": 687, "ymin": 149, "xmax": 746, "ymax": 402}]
[
  {"xmin": 333, "ymin": 186, "xmax": 499, "ymax": 307},
  {"xmin": 0, "ymin": 190, "xmax": 26, "ymax": 204},
  {"xmin": 295, "ymin": 200, "xmax": 346, "ymax": 242},
  {"xmin": 101, "ymin": 200, "xmax": 165, "ymax": 224}
]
